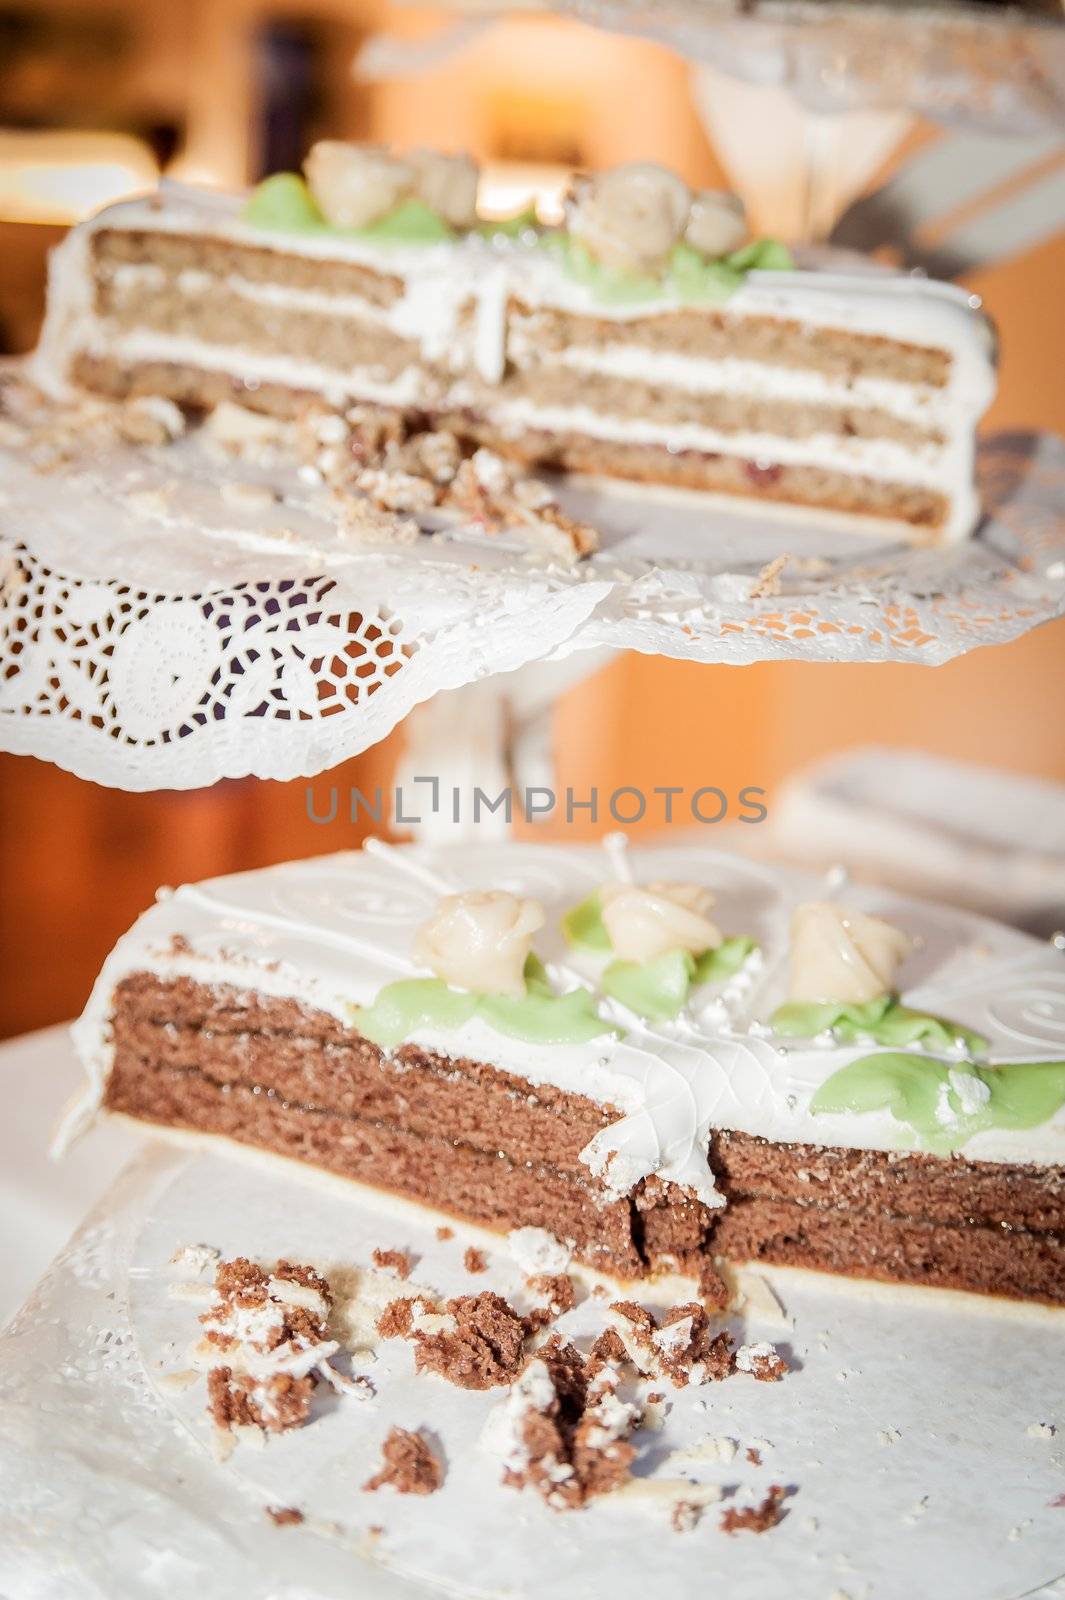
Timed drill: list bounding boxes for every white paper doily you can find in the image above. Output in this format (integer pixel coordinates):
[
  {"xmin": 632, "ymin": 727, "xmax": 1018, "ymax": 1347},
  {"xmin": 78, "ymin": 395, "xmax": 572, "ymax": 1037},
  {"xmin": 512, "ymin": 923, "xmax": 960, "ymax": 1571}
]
[
  {"xmin": 1, "ymin": 1138, "xmax": 1063, "ymax": 1600},
  {"xmin": 1, "ymin": 412, "xmax": 1062, "ymax": 791}
]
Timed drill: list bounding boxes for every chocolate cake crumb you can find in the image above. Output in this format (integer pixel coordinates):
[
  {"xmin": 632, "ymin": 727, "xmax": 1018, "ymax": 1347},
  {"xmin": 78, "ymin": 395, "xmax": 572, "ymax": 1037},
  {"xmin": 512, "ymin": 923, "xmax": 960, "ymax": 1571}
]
[
  {"xmin": 208, "ymin": 1366, "xmax": 315, "ymax": 1433},
  {"xmin": 436, "ymin": 1226, "xmax": 454, "ymax": 1241},
  {"xmin": 586, "ymin": 1327, "xmax": 628, "ymax": 1379},
  {"xmin": 735, "ymin": 1341, "xmax": 788, "ymax": 1382},
  {"xmin": 363, "ymin": 1426, "xmax": 444, "ymax": 1495},
  {"xmin": 372, "ymin": 1248, "xmax": 413, "ymax": 1280},
  {"xmin": 522, "ymin": 1273, "xmax": 576, "ymax": 1332},
  {"xmin": 747, "ymin": 1446, "xmax": 763, "ymax": 1466},
  {"xmin": 720, "ymin": 1484, "xmax": 789, "ymax": 1535},
  {"xmin": 486, "ymin": 1334, "xmax": 638, "ymax": 1510},
  {"xmin": 377, "ymin": 1297, "xmax": 417, "ymax": 1338},
  {"xmin": 607, "ymin": 1299, "xmax": 730, "ymax": 1388},
  {"xmin": 266, "ymin": 1506, "xmax": 304, "ymax": 1526},
  {"xmin": 400, "ymin": 1291, "xmax": 527, "ymax": 1390},
  {"xmin": 464, "ymin": 1247, "xmax": 488, "ymax": 1274},
  {"xmin": 198, "ymin": 1255, "xmax": 342, "ymax": 1434},
  {"xmin": 417, "ymin": 1291, "xmax": 526, "ymax": 1389}
]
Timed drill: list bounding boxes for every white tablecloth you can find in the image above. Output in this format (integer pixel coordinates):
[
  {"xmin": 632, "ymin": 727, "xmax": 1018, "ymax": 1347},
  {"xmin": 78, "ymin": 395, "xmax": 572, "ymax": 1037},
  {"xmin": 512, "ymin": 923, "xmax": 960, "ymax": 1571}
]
[{"xmin": 0, "ymin": 1023, "xmax": 142, "ymax": 1327}]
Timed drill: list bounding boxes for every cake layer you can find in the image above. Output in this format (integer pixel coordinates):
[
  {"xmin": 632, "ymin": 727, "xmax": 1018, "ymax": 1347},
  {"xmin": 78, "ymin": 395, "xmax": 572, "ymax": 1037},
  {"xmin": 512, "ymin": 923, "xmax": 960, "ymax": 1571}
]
[
  {"xmin": 435, "ymin": 419, "xmax": 949, "ymax": 529},
  {"xmin": 101, "ymin": 970, "xmax": 1065, "ymax": 1303},
  {"xmin": 713, "ymin": 1198, "xmax": 1065, "ymax": 1305}
]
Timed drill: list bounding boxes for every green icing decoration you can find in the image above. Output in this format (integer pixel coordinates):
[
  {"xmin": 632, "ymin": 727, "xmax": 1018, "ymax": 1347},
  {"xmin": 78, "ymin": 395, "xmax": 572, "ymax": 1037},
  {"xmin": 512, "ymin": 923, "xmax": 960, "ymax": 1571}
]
[
  {"xmin": 353, "ymin": 953, "xmax": 619, "ymax": 1050},
  {"xmin": 476, "ymin": 206, "xmax": 541, "ymax": 239},
  {"xmin": 241, "ymin": 173, "xmax": 327, "ymax": 232},
  {"xmin": 240, "ymin": 175, "xmax": 793, "ymax": 293},
  {"xmin": 542, "ymin": 232, "xmax": 795, "ymax": 306},
  {"xmin": 241, "ymin": 177, "xmax": 453, "ymax": 245},
  {"xmin": 771, "ymin": 995, "xmax": 987, "ymax": 1055},
  {"xmin": 562, "ymin": 889, "xmax": 756, "ymax": 1020},
  {"xmin": 811, "ymin": 1052, "xmax": 1065, "ymax": 1154},
  {"xmin": 602, "ymin": 937, "xmax": 758, "ymax": 1022},
  {"xmin": 561, "ymin": 890, "xmax": 614, "ymax": 953},
  {"xmin": 356, "ymin": 197, "xmax": 454, "ymax": 244}
]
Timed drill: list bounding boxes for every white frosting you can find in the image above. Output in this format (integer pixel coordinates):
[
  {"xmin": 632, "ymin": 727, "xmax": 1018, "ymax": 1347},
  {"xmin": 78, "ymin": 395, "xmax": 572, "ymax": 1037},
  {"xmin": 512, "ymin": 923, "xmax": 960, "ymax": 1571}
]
[
  {"xmin": 32, "ymin": 189, "xmax": 996, "ymax": 541},
  {"xmin": 64, "ymin": 843, "xmax": 1065, "ymax": 1194}
]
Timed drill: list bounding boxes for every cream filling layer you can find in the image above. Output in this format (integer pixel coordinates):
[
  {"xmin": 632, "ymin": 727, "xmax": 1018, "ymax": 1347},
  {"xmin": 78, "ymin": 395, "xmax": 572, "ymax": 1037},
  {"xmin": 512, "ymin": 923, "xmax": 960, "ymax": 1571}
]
[
  {"xmin": 109, "ymin": 263, "xmax": 950, "ymax": 432},
  {"xmin": 94, "ymin": 326, "xmax": 428, "ymax": 409},
  {"xmin": 93, "ymin": 321, "xmax": 950, "ymax": 491},
  {"xmin": 529, "ymin": 343, "xmax": 952, "ymax": 429},
  {"xmin": 462, "ymin": 394, "xmax": 948, "ymax": 491}
]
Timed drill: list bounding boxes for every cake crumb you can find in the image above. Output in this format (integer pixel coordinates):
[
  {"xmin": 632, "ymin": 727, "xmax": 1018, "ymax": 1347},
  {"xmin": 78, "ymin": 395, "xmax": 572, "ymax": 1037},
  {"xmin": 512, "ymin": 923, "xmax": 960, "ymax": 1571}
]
[
  {"xmin": 671, "ymin": 1499, "xmax": 703, "ymax": 1532},
  {"xmin": 719, "ymin": 1484, "xmax": 790, "ymax": 1535},
  {"xmin": 482, "ymin": 1335, "xmax": 637, "ymax": 1510},
  {"xmin": 197, "ymin": 1257, "xmax": 344, "ymax": 1436},
  {"xmin": 371, "ymin": 1248, "xmax": 413, "ymax": 1280},
  {"xmin": 396, "ymin": 1291, "xmax": 527, "ymax": 1391},
  {"xmin": 463, "ymin": 1247, "xmax": 488, "ymax": 1274},
  {"xmin": 1027, "ymin": 1421, "xmax": 1056, "ymax": 1438},
  {"xmin": 523, "ymin": 1273, "xmax": 577, "ymax": 1332},
  {"xmin": 435, "ymin": 1226, "xmax": 454, "ymax": 1241},
  {"xmin": 735, "ymin": 1341, "xmax": 788, "ymax": 1382},
  {"xmin": 749, "ymin": 553, "xmax": 789, "ymax": 600},
  {"xmin": 877, "ymin": 1427, "xmax": 902, "ymax": 1447},
  {"xmin": 363, "ymin": 1426, "xmax": 444, "ymax": 1495},
  {"xmin": 265, "ymin": 1506, "xmax": 304, "ymax": 1526},
  {"xmin": 747, "ymin": 1445, "xmax": 762, "ymax": 1466},
  {"xmin": 607, "ymin": 1300, "xmax": 733, "ymax": 1388}
]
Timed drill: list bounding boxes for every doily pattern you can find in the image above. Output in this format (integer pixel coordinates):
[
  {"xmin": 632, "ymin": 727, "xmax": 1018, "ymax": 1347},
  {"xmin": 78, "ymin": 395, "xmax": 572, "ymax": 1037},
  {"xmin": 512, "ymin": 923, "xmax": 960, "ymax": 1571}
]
[{"xmin": 1, "ymin": 431, "xmax": 1062, "ymax": 790}]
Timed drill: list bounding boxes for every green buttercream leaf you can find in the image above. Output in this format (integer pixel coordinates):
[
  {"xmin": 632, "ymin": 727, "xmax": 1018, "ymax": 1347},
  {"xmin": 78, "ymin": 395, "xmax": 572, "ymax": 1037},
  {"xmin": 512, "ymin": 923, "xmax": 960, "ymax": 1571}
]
[
  {"xmin": 693, "ymin": 935, "xmax": 758, "ymax": 985},
  {"xmin": 241, "ymin": 179, "xmax": 453, "ymax": 244},
  {"xmin": 603, "ymin": 949, "xmax": 696, "ymax": 1022},
  {"xmin": 666, "ymin": 242, "xmax": 743, "ymax": 303},
  {"xmin": 352, "ymin": 980, "xmax": 478, "ymax": 1048},
  {"xmin": 811, "ymin": 1052, "xmax": 1065, "ymax": 1154},
  {"xmin": 772, "ymin": 996, "xmax": 987, "ymax": 1055},
  {"xmin": 543, "ymin": 230, "xmax": 794, "ymax": 305},
  {"xmin": 724, "ymin": 238, "xmax": 795, "ymax": 273},
  {"xmin": 603, "ymin": 936, "xmax": 759, "ymax": 1022},
  {"xmin": 241, "ymin": 173, "xmax": 327, "ymax": 232},
  {"xmin": 356, "ymin": 197, "xmax": 455, "ymax": 244},
  {"xmin": 476, "ymin": 206, "xmax": 541, "ymax": 239},
  {"xmin": 561, "ymin": 890, "xmax": 613, "ymax": 953},
  {"xmin": 353, "ymin": 952, "xmax": 618, "ymax": 1050}
]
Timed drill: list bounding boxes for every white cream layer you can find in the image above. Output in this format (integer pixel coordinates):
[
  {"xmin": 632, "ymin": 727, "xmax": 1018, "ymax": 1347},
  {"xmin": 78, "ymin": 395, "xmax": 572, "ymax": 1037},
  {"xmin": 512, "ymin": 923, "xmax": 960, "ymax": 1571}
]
[
  {"xmin": 32, "ymin": 187, "xmax": 997, "ymax": 542},
  {"xmin": 64, "ymin": 843, "xmax": 1065, "ymax": 1205}
]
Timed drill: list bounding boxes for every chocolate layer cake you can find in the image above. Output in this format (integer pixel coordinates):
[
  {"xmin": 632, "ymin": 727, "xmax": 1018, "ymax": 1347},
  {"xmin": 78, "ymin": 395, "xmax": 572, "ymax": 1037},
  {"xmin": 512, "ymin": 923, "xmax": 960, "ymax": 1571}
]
[
  {"xmin": 32, "ymin": 146, "xmax": 996, "ymax": 542},
  {"xmin": 65, "ymin": 842, "xmax": 1065, "ymax": 1303}
]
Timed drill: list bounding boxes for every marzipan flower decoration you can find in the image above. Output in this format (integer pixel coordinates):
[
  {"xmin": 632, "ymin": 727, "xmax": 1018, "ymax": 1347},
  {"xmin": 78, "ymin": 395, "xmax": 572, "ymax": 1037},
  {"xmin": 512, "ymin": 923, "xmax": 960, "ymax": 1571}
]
[
  {"xmin": 599, "ymin": 880, "xmax": 721, "ymax": 964},
  {"xmin": 787, "ymin": 902, "xmax": 911, "ymax": 1007},
  {"xmin": 304, "ymin": 143, "xmax": 416, "ymax": 229},
  {"xmin": 568, "ymin": 163, "xmax": 692, "ymax": 272},
  {"xmin": 413, "ymin": 891, "xmax": 545, "ymax": 997},
  {"xmin": 684, "ymin": 191, "xmax": 747, "ymax": 258},
  {"xmin": 410, "ymin": 150, "xmax": 479, "ymax": 229}
]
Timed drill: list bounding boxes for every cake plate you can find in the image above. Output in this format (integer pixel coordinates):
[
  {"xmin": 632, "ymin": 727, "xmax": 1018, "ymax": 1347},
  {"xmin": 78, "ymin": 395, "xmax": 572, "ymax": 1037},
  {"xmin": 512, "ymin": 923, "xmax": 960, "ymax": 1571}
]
[
  {"xmin": 1, "ymin": 385, "xmax": 1062, "ymax": 792},
  {"xmin": 0, "ymin": 1131, "xmax": 1063, "ymax": 1600}
]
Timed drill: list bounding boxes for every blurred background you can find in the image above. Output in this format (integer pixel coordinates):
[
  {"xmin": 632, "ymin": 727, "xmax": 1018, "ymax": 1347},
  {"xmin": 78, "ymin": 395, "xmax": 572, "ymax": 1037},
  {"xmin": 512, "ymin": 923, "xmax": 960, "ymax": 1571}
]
[{"xmin": 1, "ymin": 0, "xmax": 1064, "ymax": 1040}]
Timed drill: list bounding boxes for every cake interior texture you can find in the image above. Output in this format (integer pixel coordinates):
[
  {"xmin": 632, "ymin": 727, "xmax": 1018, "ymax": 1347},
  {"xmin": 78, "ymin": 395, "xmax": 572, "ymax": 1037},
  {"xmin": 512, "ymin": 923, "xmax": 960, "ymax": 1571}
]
[
  {"xmin": 33, "ymin": 170, "xmax": 997, "ymax": 542},
  {"xmin": 105, "ymin": 973, "xmax": 1065, "ymax": 1305}
]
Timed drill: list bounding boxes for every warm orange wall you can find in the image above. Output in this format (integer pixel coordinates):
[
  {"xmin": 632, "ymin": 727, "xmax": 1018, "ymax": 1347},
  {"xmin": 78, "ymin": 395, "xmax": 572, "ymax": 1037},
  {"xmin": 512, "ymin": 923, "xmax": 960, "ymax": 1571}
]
[{"xmin": 552, "ymin": 230, "xmax": 1065, "ymax": 831}]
